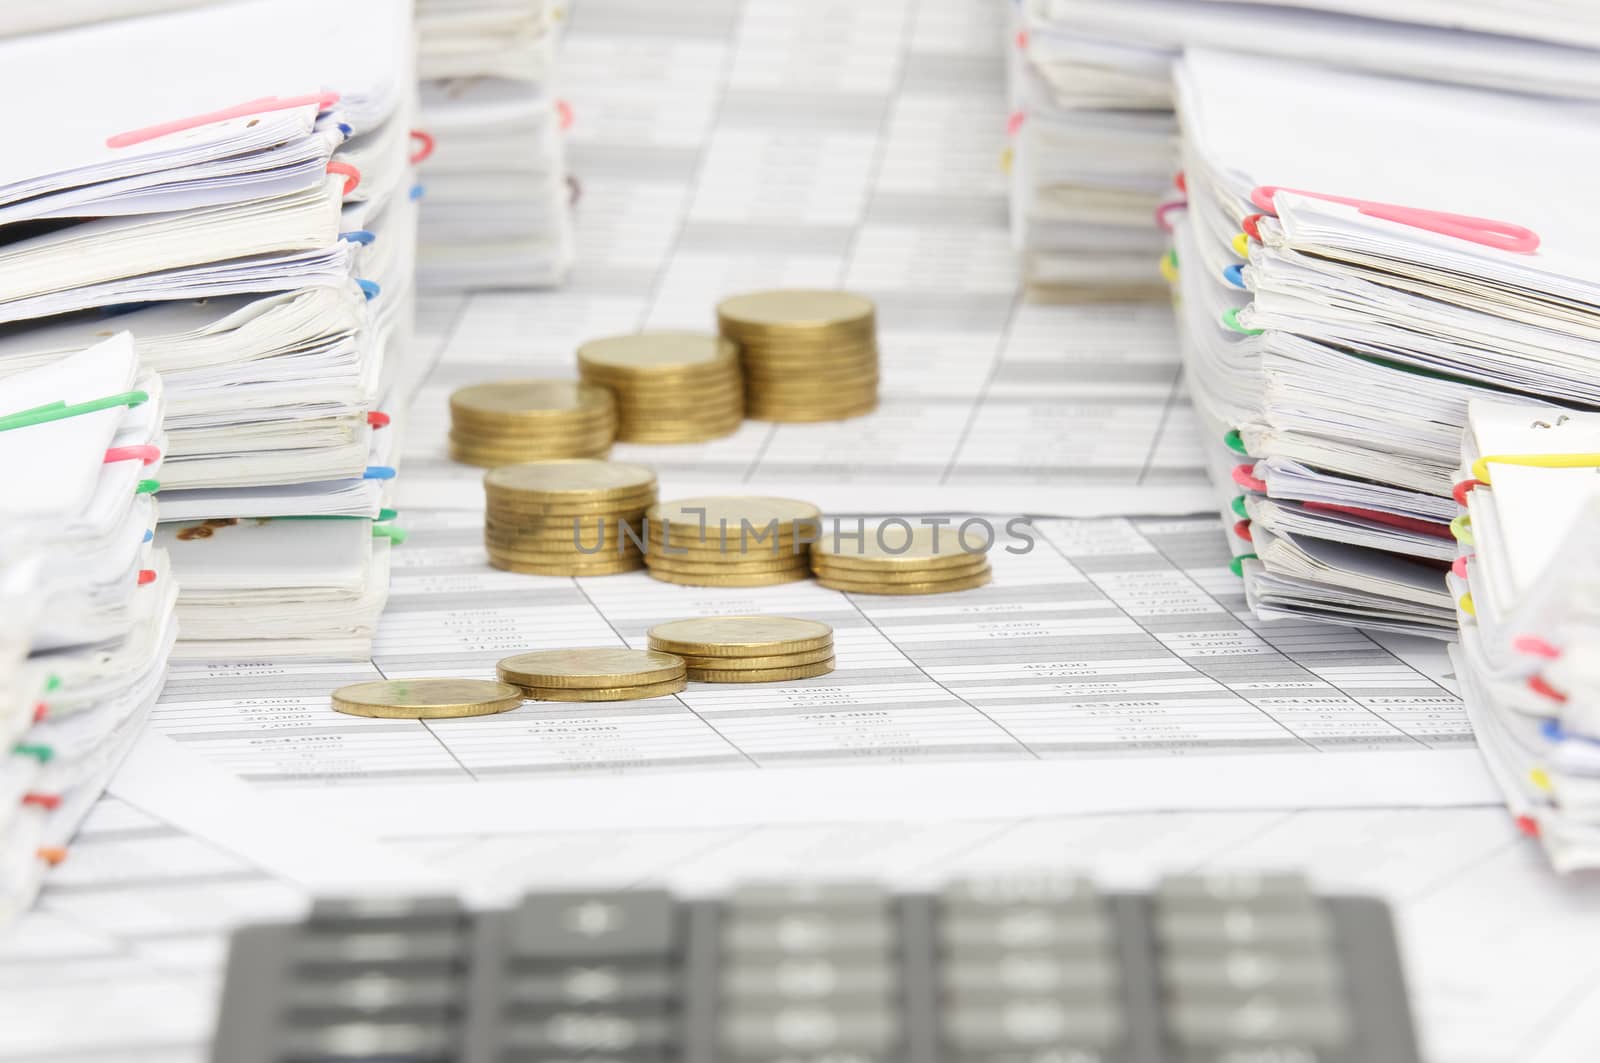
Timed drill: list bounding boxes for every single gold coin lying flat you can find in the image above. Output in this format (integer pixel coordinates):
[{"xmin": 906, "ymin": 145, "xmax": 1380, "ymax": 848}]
[
  {"xmin": 488, "ymin": 555, "xmax": 645, "ymax": 577},
  {"xmin": 578, "ymin": 331, "xmax": 739, "ymax": 375},
  {"xmin": 332, "ymin": 678, "xmax": 524, "ymax": 719},
  {"xmin": 816, "ymin": 569, "xmax": 993, "ymax": 595},
  {"xmin": 718, "ymin": 290, "xmax": 875, "ymax": 332},
  {"xmin": 646, "ymin": 567, "xmax": 812, "ymax": 587},
  {"xmin": 675, "ymin": 646, "xmax": 837, "ymax": 670},
  {"xmin": 745, "ymin": 402, "xmax": 877, "ymax": 424},
  {"xmin": 813, "ymin": 526, "xmax": 993, "ymax": 571},
  {"xmin": 497, "ymin": 648, "xmax": 686, "ymax": 689},
  {"xmin": 812, "ymin": 560, "xmax": 990, "ymax": 584},
  {"xmin": 647, "ymin": 616, "xmax": 834, "ymax": 657},
  {"xmin": 451, "ymin": 443, "xmax": 611, "ymax": 468},
  {"xmin": 485, "ymin": 460, "xmax": 657, "ymax": 500},
  {"xmin": 644, "ymin": 554, "xmax": 812, "ymax": 575},
  {"xmin": 688, "ymin": 658, "xmax": 837, "ymax": 683},
  {"xmin": 521, "ymin": 676, "xmax": 688, "ymax": 702},
  {"xmin": 451, "ymin": 380, "xmax": 614, "ymax": 421},
  {"xmin": 647, "ymin": 496, "xmax": 821, "ymax": 534}
]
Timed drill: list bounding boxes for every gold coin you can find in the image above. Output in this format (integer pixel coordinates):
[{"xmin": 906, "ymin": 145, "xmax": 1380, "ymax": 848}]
[
  {"xmin": 646, "ymin": 616, "xmax": 834, "ymax": 657},
  {"xmin": 453, "ymin": 443, "xmax": 611, "ymax": 467},
  {"xmin": 484, "ymin": 495, "xmax": 655, "ymax": 517},
  {"xmin": 718, "ymin": 289, "xmax": 875, "ymax": 331},
  {"xmin": 578, "ymin": 331, "xmax": 740, "ymax": 374},
  {"xmin": 451, "ymin": 380, "xmax": 614, "ymax": 421},
  {"xmin": 812, "ymin": 560, "xmax": 989, "ymax": 584},
  {"xmin": 746, "ymin": 400, "xmax": 877, "ymax": 423},
  {"xmin": 488, "ymin": 555, "xmax": 645, "ymax": 576},
  {"xmin": 816, "ymin": 569, "xmax": 993, "ymax": 595},
  {"xmin": 497, "ymin": 647, "xmax": 686, "ymax": 689},
  {"xmin": 647, "ymin": 496, "xmax": 821, "ymax": 533},
  {"xmin": 673, "ymin": 646, "xmax": 837, "ymax": 670},
  {"xmin": 687, "ymin": 658, "xmax": 837, "ymax": 683},
  {"xmin": 488, "ymin": 545, "xmax": 644, "ymax": 566},
  {"xmin": 484, "ymin": 460, "xmax": 657, "ymax": 500},
  {"xmin": 645, "ymin": 555, "xmax": 812, "ymax": 575},
  {"xmin": 812, "ymin": 526, "xmax": 994, "ymax": 570},
  {"xmin": 520, "ymin": 676, "xmax": 688, "ymax": 702},
  {"xmin": 646, "ymin": 567, "xmax": 812, "ymax": 587},
  {"xmin": 485, "ymin": 515, "xmax": 638, "ymax": 539},
  {"xmin": 332, "ymin": 678, "xmax": 524, "ymax": 719},
  {"xmin": 620, "ymin": 425, "xmax": 743, "ymax": 444}
]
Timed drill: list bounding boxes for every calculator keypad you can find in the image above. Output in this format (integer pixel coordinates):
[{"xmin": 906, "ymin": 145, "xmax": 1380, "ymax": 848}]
[{"xmin": 212, "ymin": 876, "xmax": 1420, "ymax": 1063}]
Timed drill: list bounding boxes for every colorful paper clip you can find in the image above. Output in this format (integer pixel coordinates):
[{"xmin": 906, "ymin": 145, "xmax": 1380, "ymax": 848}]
[
  {"xmin": 104, "ymin": 445, "xmax": 160, "ymax": 466},
  {"xmin": 1451, "ymin": 478, "xmax": 1483, "ymax": 506},
  {"xmin": 1448, "ymin": 515, "xmax": 1474, "ymax": 546},
  {"xmin": 1458, "ymin": 593, "xmax": 1476, "ymax": 617},
  {"xmin": 327, "ymin": 161, "xmax": 361, "ymax": 196},
  {"xmin": 1231, "ymin": 464, "xmax": 1267, "ymax": 493},
  {"xmin": 1228, "ymin": 553, "xmax": 1257, "ymax": 578},
  {"xmin": 106, "ymin": 91, "xmax": 340, "ymax": 148},
  {"xmin": 409, "ymin": 129, "xmax": 436, "ymax": 165},
  {"xmin": 1249, "ymin": 186, "xmax": 1540, "ymax": 254},
  {"xmin": 1470, "ymin": 452, "xmax": 1600, "ymax": 484},
  {"xmin": 1158, "ymin": 249, "xmax": 1179, "ymax": 284},
  {"xmin": 1514, "ymin": 636, "xmax": 1561, "ymax": 660},
  {"xmin": 1222, "ymin": 264, "xmax": 1246, "ymax": 289},
  {"xmin": 1222, "ymin": 308, "xmax": 1263, "ymax": 336},
  {"xmin": 0, "ymin": 391, "xmax": 147, "ymax": 433},
  {"xmin": 1154, "ymin": 200, "xmax": 1186, "ymax": 234}
]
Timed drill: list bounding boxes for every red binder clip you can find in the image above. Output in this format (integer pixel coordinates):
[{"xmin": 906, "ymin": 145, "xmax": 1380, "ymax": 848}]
[
  {"xmin": 326, "ymin": 162, "xmax": 361, "ymax": 197},
  {"xmin": 1451, "ymin": 478, "xmax": 1484, "ymax": 506},
  {"xmin": 367, "ymin": 411, "xmax": 391, "ymax": 429},
  {"xmin": 1154, "ymin": 200, "xmax": 1187, "ymax": 234},
  {"xmin": 104, "ymin": 444, "xmax": 160, "ymax": 466},
  {"xmin": 1230, "ymin": 464, "xmax": 1267, "ymax": 493},
  {"xmin": 22, "ymin": 793, "xmax": 61, "ymax": 811},
  {"xmin": 1249, "ymin": 186, "xmax": 1539, "ymax": 254},
  {"xmin": 409, "ymin": 130, "xmax": 436, "ymax": 165},
  {"xmin": 1528, "ymin": 676, "xmax": 1568, "ymax": 704},
  {"xmin": 1232, "ymin": 519, "xmax": 1253, "ymax": 542}
]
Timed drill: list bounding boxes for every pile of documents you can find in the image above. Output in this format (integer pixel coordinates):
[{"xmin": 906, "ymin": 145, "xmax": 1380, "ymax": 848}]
[
  {"xmin": 0, "ymin": 0, "xmax": 417, "ymax": 659},
  {"xmin": 415, "ymin": 0, "xmax": 574, "ymax": 288},
  {"xmin": 1451, "ymin": 400, "xmax": 1600, "ymax": 872},
  {"xmin": 1006, "ymin": 0, "xmax": 1600, "ymax": 295},
  {"xmin": 1172, "ymin": 49, "xmax": 1600, "ymax": 638},
  {"xmin": 0, "ymin": 335, "xmax": 176, "ymax": 922}
]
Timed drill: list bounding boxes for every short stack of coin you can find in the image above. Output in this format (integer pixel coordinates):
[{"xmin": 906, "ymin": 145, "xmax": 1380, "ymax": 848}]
[
  {"xmin": 648, "ymin": 616, "xmax": 835, "ymax": 683},
  {"xmin": 497, "ymin": 648, "xmax": 687, "ymax": 702},
  {"xmin": 811, "ymin": 524, "xmax": 993, "ymax": 595},
  {"xmin": 449, "ymin": 379, "xmax": 617, "ymax": 467},
  {"xmin": 717, "ymin": 289, "xmax": 879, "ymax": 422},
  {"xmin": 331, "ymin": 678, "xmax": 526, "ymax": 719},
  {"xmin": 644, "ymin": 496, "xmax": 819, "ymax": 586},
  {"xmin": 483, "ymin": 459, "xmax": 656, "ymax": 576},
  {"xmin": 577, "ymin": 331, "xmax": 744, "ymax": 443}
]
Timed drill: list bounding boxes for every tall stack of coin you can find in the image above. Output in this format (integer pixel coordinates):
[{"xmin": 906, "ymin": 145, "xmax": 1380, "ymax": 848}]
[
  {"xmin": 647, "ymin": 616, "xmax": 835, "ymax": 683},
  {"xmin": 483, "ymin": 459, "xmax": 656, "ymax": 576},
  {"xmin": 716, "ymin": 290, "xmax": 879, "ymax": 422},
  {"xmin": 497, "ymin": 648, "xmax": 687, "ymax": 702},
  {"xmin": 811, "ymin": 524, "xmax": 993, "ymax": 594},
  {"xmin": 449, "ymin": 380, "xmax": 617, "ymax": 467},
  {"xmin": 644, "ymin": 496, "xmax": 819, "ymax": 586},
  {"xmin": 577, "ymin": 331, "xmax": 744, "ymax": 443}
]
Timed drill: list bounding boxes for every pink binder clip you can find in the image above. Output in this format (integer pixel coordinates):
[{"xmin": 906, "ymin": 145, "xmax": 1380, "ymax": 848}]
[
  {"xmin": 107, "ymin": 91, "xmax": 340, "ymax": 149},
  {"xmin": 1249, "ymin": 186, "xmax": 1540, "ymax": 254},
  {"xmin": 103, "ymin": 444, "xmax": 160, "ymax": 466},
  {"xmin": 326, "ymin": 161, "xmax": 361, "ymax": 197},
  {"xmin": 409, "ymin": 130, "xmax": 436, "ymax": 165},
  {"xmin": 1154, "ymin": 200, "xmax": 1187, "ymax": 234},
  {"xmin": 1230, "ymin": 464, "xmax": 1267, "ymax": 493}
]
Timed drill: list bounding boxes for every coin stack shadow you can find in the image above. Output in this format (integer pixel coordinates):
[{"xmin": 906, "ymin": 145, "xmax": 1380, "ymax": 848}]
[
  {"xmin": 483, "ymin": 459, "xmax": 658, "ymax": 576},
  {"xmin": 648, "ymin": 616, "xmax": 836, "ymax": 683},
  {"xmin": 810, "ymin": 524, "xmax": 994, "ymax": 594},
  {"xmin": 643, "ymin": 496, "xmax": 820, "ymax": 587},
  {"xmin": 716, "ymin": 290, "xmax": 879, "ymax": 423},
  {"xmin": 577, "ymin": 331, "xmax": 744, "ymax": 443},
  {"xmin": 449, "ymin": 379, "xmax": 617, "ymax": 467},
  {"xmin": 496, "ymin": 647, "xmax": 688, "ymax": 702}
]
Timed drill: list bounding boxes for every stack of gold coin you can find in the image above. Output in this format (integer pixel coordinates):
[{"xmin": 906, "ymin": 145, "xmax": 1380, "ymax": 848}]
[
  {"xmin": 483, "ymin": 459, "xmax": 657, "ymax": 576},
  {"xmin": 449, "ymin": 379, "xmax": 617, "ymax": 467},
  {"xmin": 497, "ymin": 647, "xmax": 687, "ymax": 702},
  {"xmin": 811, "ymin": 524, "xmax": 993, "ymax": 595},
  {"xmin": 647, "ymin": 616, "xmax": 835, "ymax": 683},
  {"xmin": 644, "ymin": 496, "xmax": 819, "ymax": 586},
  {"xmin": 577, "ymin": 331, "xmax": 744, "ymax": 443},
  {"xmin": 716, "ymin": 289, "xmax": 879, "ymax": 422},
  {"xmin": 331, "ymin": 678, "xmax": 525, "ymax": 719}
]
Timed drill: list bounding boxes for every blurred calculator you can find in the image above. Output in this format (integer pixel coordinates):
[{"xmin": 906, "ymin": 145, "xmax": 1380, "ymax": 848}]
[{"xmin": 212, "ymin": 872, "xmax": 1422, "ymax": 1062}]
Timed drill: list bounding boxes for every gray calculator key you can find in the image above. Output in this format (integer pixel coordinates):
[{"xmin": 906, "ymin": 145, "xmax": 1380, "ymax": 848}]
[
  {"xmin": 1169, "ymin": 995, "xmax": 1350, "ymax": 1046},
  {"xmin": 1163, "ymin": 951, "xmax": 1342, "ymax": 995},
  {"xmin": 286, "ymin": 972, "xmax": 461, "ymax": 1013},
  {"xmin": 504, "ymin": 1010, "xmax": 673, "ymax": 1052},
  {"xmin": 943, "ymin": 876, "xmax": 1102, "ymax": 911},
  {"xmin": 722, "ymin": 956, "xmax": 897, "ymax": 999},
  {"xmin": 721, "ymin": 1006, "xmax": 899, "ymax": 1054},
  {"xmin": 1157, "ymin": 909, "xmax": 1332, "ymax": 949},
  {"xmin": 945, "ymin": 998, "xmax": 1125, "ymax": 1050},
  {"xmin": 729, "ymin": 882, "xmax": 890, "ymax": 914},
  {"xmin": 945, "ymin": 954, "xmax": 1119, "ymax": 996},
  {"xmin": 723, "ymin": 913, "xmax": 894, "ymax": 954},
  {"xmin": 292, "ymin": 927, "xmax": 467, "ymax": 967},
  {"xmin": 1158, "ymin": 874, "xmax": 1312, "ymax": 907},
  {"xmin": 942, "ymin": 911, "xmax": 1112, "ymax": 951},
  {"xmin": 508, "ymin": 964, "xmax": 677, "ymax": 1005},
  {"xmin": 278, "ymin": 1020, "xmax": 456, "ymax": 1061},
  {"xmin": 309, "ymin": 896, "xmax": 464, "ymax": 927},
  {"xmin": 511, "ymin": 891, "xmax": 678, "ymax": 959}
]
